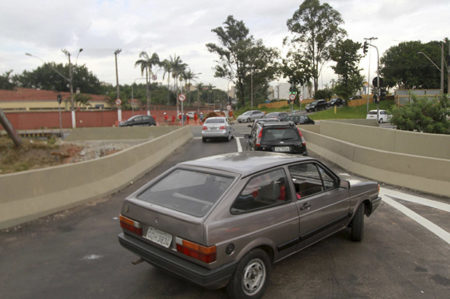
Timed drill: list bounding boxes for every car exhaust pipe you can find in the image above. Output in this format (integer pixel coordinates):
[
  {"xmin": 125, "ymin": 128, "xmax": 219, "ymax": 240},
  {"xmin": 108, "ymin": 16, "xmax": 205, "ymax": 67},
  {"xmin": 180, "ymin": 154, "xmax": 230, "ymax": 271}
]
[{"xmin": 132, "ymin": 257, "xmax": 144, "ymax": 265}]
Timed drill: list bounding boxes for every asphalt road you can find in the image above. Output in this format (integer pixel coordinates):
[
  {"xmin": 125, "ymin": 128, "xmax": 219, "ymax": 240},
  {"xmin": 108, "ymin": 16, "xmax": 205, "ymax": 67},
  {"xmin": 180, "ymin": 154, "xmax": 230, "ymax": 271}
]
[{"xmin": 0, "ymin": 125, "xmax": 449, "ymax": 299}]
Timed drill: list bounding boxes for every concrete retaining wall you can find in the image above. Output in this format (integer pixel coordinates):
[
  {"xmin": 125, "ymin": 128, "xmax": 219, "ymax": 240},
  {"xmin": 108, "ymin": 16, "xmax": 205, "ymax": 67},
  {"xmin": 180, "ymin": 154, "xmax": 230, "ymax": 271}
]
[
  {"xmin": 64, "ymin": 126, "xmax": 177, "ymax": 141},
  {"xmin": 0, "ymin": 126, "xmax": 193, "ymax": 229},
  {"xmin": 319, "ymin": 120, "xmax": 450, "ymax": 159},
  {"xmin": 301, "ymin": 128, "xmax": 450, "ymax": 197}
]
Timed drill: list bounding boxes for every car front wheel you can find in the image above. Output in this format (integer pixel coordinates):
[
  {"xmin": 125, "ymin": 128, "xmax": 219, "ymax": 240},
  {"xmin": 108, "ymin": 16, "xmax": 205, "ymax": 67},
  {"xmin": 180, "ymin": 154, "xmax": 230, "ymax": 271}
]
[
  {"xmin": 350, "ymin": 204, "xmax": 364, "ymax": 241},
  {"xmin": 227, "ymin": 248, "xmax": 271, "ymax": 299}
]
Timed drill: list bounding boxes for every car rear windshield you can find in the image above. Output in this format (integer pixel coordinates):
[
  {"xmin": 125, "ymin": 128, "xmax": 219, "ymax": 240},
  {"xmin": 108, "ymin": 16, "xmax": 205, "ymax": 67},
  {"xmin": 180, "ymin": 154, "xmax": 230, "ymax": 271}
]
[
  {"xmin": 137, "ymin": 169, "xmax": 234, "ymax": 217},
  {"xmin": 262, "ymin": 128, "xmax": 300, "ymax": 143},
  {"xmin": 205, "ymin": 118, "xmax": 225, "ymax": 123},
  {"xmin": 368, "ymin": 111, "xmax": 377, "ymax": 115}
]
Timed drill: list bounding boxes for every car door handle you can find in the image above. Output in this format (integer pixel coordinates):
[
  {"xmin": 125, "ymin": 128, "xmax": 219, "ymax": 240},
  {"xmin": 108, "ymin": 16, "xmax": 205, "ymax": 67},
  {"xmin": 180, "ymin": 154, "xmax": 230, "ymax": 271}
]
[{"xmin": 300, "ymin": 202, "xmax": 311, "ymax": 211}]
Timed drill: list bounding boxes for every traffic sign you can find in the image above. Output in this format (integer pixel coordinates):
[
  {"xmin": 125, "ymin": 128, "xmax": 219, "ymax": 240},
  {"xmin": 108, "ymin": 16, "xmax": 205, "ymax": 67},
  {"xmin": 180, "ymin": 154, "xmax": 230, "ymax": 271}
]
[
  {"xmin": 115, "ymin": 98, "xmax": 122, "ymax": 105},
  {"xmin": 178, "ymin": 94, "xmax": 186, "ymax": 102},
  {"xmin": 289, "ymin": 94, "xmax": 296, "ymax": 101}
]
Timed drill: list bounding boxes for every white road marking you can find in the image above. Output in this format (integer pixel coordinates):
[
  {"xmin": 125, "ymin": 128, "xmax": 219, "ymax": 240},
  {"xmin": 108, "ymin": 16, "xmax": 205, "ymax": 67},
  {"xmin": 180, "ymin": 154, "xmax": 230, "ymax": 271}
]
[
  {"xmin": 193, "ymin": 137, "xmax": 201, "ymax": 140},
  {"xmin": 82, "ymin": 254, "xmax": 103, "ymax": 261},
  {"xmin": 382, "ymin": 195, "xmax": 450, "ymax": 244},
  {"xmin": 236, "ymin": 137, "xmax": 243, "ymax": 152},
  {"xmin": 380, "ymin": 187, "xmax": 450, "ymax": 213}
]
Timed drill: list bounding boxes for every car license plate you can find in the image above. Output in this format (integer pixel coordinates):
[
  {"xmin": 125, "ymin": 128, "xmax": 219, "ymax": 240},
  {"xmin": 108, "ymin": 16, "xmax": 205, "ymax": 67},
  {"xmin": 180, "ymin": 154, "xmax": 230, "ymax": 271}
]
[
  {"xmin": 274, "ymin": 146, "xmax": 290, "ymax": 152},
  {"xmin": 145, "ymin": 226, "xmax": 172, "ymax": 248}
]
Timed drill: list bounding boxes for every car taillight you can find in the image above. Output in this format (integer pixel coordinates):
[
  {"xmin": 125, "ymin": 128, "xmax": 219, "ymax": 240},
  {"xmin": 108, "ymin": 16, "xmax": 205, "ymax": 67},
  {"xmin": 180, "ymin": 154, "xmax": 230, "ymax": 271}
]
[
  {"xmin": 176, "ymin": 237, "xmax": 216, "ymax": 263},
  {"xmin": 219, "ymin": 126, "xmax": 225, "ymax": 130},
  {"xmin": 297, "ymin": 128, "xmax": 306, "ymax": 146},
  {"xmin": 256, "ymin": 128, "xmax": 263, "ymax": 146},
  {"xmin": 119, "ymin": 215, "xmax": 143, "ymax": 236},
  {"xmin": 202, "ymin": 126, "xmax": 207, "ymax": 130}
]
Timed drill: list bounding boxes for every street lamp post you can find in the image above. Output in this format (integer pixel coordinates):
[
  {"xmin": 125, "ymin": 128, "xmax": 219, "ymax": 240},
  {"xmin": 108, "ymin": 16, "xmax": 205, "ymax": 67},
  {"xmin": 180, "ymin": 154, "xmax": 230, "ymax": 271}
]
[
  {"xmin": 418, "ymin": 47, "xmax": 444, "ymax": 95},
  {"xmin": 367, "ymin": 40, "xmax": 380, "ymax": 122},
  {"xmin": 114, "ymin": 49, "xmax": 122, "ymax": 122}
]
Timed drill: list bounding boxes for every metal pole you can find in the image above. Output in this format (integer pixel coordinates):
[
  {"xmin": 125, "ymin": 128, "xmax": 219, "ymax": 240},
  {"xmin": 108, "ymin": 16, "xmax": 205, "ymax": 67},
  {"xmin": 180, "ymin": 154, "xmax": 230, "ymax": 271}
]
[
  {"xmin": 114, "ymin": 50, "xmax": 121, "ymax": 100},
  {"xmin": 250, "ymin": 69, "xmax": 253, "ymax": 108},
  {"xmin": 441, "ymin": 42, "xmax": 444, "ymax": 95},
  {"xmin": 376, "ymin": 47, "xmax": 380, "ymax": 122},
  {"xmin": 0, "ymin": 109, "xmax": 22, "ymax": 147},
  {"xmin": 58, "ymin": 102, "xmax": 62, "ymax": 136}
]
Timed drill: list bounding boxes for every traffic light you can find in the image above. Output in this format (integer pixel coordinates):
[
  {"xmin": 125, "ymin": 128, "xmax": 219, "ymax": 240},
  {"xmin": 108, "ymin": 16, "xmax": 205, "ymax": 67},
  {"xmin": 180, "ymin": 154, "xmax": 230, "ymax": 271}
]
[{"xmin": 363, "ymin": 41, "xmax": 368, "ymax": 54}]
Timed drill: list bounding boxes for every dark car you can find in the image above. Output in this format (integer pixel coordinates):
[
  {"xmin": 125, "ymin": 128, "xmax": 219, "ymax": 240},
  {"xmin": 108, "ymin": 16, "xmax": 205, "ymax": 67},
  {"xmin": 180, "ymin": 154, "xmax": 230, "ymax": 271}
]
[
  {"xmin": 264, "ymin": 112, "xmax": 289, "ymax": 121},
  {"xmin": 246, "ymin": 121, "xmax": 307, "ymax": 155},
  {"xmin": 118, "ymin": 152, "xmax": 381, "ymax": 298},
  {"xmin": 305, "ymin": 99, "xmax": 327, "ymax": 112},
  {"xmin": 327, "ymin": 98, "xmax": 345, "ymax": 107},
  {"xmin": 119, "ymin": 115, "xmax": 156, "ymax": 127},
  {"xmin": 287, "ymin": 114, "xmax": 315, "ymax": 125}
]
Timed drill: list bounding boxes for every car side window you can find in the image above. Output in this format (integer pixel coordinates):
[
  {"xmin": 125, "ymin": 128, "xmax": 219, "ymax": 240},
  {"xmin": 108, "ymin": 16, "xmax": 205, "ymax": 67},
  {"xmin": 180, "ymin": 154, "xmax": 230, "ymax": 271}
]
[
  {"xmin": 316, "ymin": 165, "xmax": 338, "ymax": 190},
  {"xmin": 231, "ymin": 169, "xmax": 290, "ymax": 213},
  {"xmin": 288, "ymin": 163, "xmax": 323, "ymax": 199}
]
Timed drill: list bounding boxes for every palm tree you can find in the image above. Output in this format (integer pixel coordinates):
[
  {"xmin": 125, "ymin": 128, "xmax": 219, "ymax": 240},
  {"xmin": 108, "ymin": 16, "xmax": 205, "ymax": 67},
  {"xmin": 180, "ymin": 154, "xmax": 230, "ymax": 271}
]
[
  {"xmin": 135, "ymin": 51, "xmax": 160, "ymax": 113},
  {"xmin": 169, "ymin": 54, "xmax": 188, "ymax": 94},
  {"xmin": 161, "ymin": 59, "xmax": 172, "ymax": 105},
  {"xmin": 182, "ymin": 69, "xmax": 200, "ymax": 104}
]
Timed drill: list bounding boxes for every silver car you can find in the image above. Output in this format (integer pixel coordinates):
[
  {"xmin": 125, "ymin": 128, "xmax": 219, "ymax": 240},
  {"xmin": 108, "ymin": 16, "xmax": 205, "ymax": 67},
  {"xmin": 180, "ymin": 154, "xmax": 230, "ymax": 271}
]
[
  {"xmin": 237, "ymin": 110, "xmax": 265, "ymax": 123},
  {"xmin": 118, "ymin": 152, "xmax": 381, "ymax": 298},
  {"xmin": 201, "ymin": 117, "xmax": 232, "ymax": 142}
]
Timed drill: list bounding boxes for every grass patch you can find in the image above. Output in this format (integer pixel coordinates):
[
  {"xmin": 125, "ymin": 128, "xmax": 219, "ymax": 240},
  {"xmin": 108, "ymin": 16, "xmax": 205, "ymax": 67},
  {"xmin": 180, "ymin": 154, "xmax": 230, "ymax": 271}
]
[
  {"xmin": 309, "ymin": 100, "xmax": 396, "ymax": 120},
  {"xmin": 0, "ymin": 136, "xmax": 64, "ymax": 174}
]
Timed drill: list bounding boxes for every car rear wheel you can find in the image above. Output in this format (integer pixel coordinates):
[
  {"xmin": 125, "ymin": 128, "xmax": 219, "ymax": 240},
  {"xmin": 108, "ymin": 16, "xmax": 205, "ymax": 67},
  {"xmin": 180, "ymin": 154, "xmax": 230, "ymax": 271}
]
[
  {"xmin": 247, "ymin": 118, "xmax": 251, "ymax": 123},
  {"xmin": 227, "ymin": 248, "xmax": 271, "ymax": 299},
  {"xmin": 379, "ymin": 118, "xmax": 384, "ymax": 124},
  {"xmin": 350, "ymin": 204, "xmax": 364, "ymax": 242},
  {"xmin": 202, "ymin": 137, "xmax": 207, "ymax": 143}
]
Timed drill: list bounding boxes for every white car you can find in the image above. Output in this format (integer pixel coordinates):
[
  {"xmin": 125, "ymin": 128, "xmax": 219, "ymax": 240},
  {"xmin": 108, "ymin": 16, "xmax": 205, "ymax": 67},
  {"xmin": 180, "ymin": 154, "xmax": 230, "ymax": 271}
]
[
  {"xmin": 366, "ymin": 109, "xmax": 392, "ymax": 123},
  {"xmin": 201, "ymin": 117, "xmax": 233, "ymax": 142},
  {"xmin": 186, "ymin": 111, "xmax": 196, "ymax": 119}
]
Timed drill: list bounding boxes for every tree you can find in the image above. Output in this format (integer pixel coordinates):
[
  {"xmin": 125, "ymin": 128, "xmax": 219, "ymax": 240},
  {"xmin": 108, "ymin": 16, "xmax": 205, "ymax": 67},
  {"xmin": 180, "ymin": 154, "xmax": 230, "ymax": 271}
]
[
  {"xmin": 14, "ymin": 63, "xmax": 103, "ymax": 94},
  {"xmin": 135, "ymin": 51, "xmax": 160, "ymax": 111},
  {"xmin": 281, "ymin": 50, "xmax": 312, "ymax": 97},
  {"xmin": 161, "ymin": 59, "xmax": 173, "ymax": 104},
  {"xmin": 330, "ymin": 39, "xmax": 364, "ymax": 99},
  {"xmin": 207, "ymin": 15, "xmax": 279, "ymax": 106},
  {"xmin": 391, "ymin": 95, "xmax": 448, "ymax": 134},
  {"xmin": 285, "ymin": 0, "xmax": 346, "ymax": 94},
  {"xmin": 381, "ymin": 40, "xmax": 449, "ymax": 90},
  {"xmin": 0, "ymin": 70, "xmax": 16, "ymax": 90}
]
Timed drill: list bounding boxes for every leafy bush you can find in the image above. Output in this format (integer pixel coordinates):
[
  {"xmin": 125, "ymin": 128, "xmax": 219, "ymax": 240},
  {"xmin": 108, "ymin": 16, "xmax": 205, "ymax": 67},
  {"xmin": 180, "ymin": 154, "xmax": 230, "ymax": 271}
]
[
  {"xmin": 391, "ymin": 95, "xmax": 449, "ymax": 134},
  {"xmin": 314, "ymin": 88, "xmax": 333, "ymax": 100}
]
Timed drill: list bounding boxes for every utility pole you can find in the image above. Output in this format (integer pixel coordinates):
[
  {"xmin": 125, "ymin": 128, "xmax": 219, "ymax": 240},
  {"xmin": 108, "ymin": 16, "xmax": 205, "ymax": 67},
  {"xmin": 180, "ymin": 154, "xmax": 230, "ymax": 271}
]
[
  {"xmin": 364, "ymin": 37, "xmax": 377, "ymax": 113},
  {"xmin": 0, "ymin": 109, "xmax": 22, "ymax": 147},
  {"xmin": 367, "ymin": 39, "xmax": 380, "ymax": 122},
  {"xmin": 448, "ymin": 39, "xmax": 450, "ymax": 94},
  {"xmin": 441, "ymin": 42, "xmax": 445, "ymax": 95},
  {"xmin": 114, "ymin": 49, "xmax": 122, "ymax": 122}
]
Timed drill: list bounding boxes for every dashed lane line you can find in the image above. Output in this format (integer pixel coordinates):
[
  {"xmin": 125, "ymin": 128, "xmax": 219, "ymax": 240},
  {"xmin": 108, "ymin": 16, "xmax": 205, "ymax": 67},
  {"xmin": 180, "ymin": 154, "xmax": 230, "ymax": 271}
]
[{"xmin": 236, "ymin": 137, "xmax": 243, "ymax": 152}]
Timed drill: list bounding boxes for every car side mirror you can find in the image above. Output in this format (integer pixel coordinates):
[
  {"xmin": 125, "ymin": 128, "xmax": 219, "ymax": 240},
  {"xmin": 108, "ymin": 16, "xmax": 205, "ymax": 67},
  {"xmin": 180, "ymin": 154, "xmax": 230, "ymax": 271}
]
[{"xmin": 339, "ymin": 180, "xmax": 350, "ymax": 189}]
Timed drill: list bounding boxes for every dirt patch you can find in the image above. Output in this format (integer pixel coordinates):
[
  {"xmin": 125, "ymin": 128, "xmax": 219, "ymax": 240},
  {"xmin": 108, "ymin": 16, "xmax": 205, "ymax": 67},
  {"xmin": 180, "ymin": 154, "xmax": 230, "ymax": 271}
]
[{"xmin": 0, "ymin": 136, "xmax": 132, "ymax": 174}]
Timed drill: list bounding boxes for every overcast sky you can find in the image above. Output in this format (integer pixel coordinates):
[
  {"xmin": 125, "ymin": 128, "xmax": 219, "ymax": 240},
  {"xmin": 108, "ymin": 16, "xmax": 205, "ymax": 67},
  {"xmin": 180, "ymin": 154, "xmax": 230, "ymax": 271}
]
[{"xmin": 0, "ymin": 0, "xmax": 448, "ymax": 91}]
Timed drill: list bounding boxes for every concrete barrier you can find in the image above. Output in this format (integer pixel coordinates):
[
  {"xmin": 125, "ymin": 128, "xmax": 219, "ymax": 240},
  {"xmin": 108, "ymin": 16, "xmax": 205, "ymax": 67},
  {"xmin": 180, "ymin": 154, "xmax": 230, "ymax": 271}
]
[
  {"xmin": 0, "ymin": 126, "xmax": 193, "ymax": 229},
  {"xmin": 319, "ymin": 120, "xmax": 450, "ymax": 159},
  {"xmin": 301, "ymin": 128, "xmax": 450, "ymax": 197},
  {"xmin": 64, "ymin": 126, "xmax": 177, "ymax": 141}
]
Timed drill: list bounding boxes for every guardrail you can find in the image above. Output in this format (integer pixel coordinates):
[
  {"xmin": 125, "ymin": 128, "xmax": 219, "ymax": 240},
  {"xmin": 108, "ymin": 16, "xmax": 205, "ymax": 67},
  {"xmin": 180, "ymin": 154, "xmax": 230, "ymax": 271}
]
[{"xmin": 0, "ymin": 126, "xmax": 193, "ymax": 229}]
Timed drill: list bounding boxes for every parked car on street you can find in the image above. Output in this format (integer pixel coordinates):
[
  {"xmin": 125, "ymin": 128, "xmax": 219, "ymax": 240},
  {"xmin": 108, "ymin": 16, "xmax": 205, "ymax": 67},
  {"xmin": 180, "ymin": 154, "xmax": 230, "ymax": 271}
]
[
  {"xmin": 327, "ymin": 98, "xmax": 345, "ymax": 107},
  {"xmin": 119, "ymin": 115, "xmax": 156, "ymax": 127},
  {"xmin": 202, "ymin": 117, "xmax": 232, "ymax": 142},
  {"xmin": 246, "ymin": 121, "xmax": 308, "ymax": 155},
  {"xmin": 366, "ymin": 109, "xmax": 392, "ymax": 123},
  {"xmin": 305, "ymin": 99, "xmax": 327, "ymax": 112},
  {"xmin": 237, "ymin": 110, "xmax": 265, "ymax": 123},
  {"xmin": 287, "ymin": 114, "xmax": 315, "ymax": 125},
  {"xmin": 264, "ymin": 111, "xmax": 289, "ymax": 121},
  {"xmin": 118, "ymin": 152, "xmax": 381, "ymax": 298}
]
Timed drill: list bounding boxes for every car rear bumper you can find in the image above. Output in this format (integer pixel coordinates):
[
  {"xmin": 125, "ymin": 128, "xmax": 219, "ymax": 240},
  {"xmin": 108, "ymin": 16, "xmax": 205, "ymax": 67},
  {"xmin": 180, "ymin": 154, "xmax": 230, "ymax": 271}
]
[
  {"xmin": 256, "ymin": 144, "xmax": 307, "ymax": 155},
  {"xmin": 118, "ymin": 233, "xmax": 236, "ymax": 289},
  {"xmin": 202, "ymin": 131, "xmax": 229, "ymax": 138}
]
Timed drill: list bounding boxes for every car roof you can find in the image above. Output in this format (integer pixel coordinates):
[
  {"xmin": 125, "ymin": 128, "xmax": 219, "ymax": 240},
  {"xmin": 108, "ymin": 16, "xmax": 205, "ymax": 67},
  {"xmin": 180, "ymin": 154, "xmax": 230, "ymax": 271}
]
[
  {"xmin": 260, "ymin": 121, "xmax": 295, "ymax": 127},
  {"xmin": 179, "ymin": 152, "xmax": 313, "ymax": 177},
  {"xmin": 206, "ymin": 116, "xmax": 226, "ymax": 120}
]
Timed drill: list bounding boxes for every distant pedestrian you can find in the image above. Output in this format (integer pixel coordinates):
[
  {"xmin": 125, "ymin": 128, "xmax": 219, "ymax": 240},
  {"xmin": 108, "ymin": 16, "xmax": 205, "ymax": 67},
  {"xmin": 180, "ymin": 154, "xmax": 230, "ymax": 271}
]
[
  {"xmin": 200, "ymin": 112, "xmax": 204, "ymax": 122},
  {"xmin": 194, "ymin": 113, "xmax": 198, "ymax": 123},
  {"xmin": 163, "ymin": 112, "xmax": 168, "ymax": 123}
]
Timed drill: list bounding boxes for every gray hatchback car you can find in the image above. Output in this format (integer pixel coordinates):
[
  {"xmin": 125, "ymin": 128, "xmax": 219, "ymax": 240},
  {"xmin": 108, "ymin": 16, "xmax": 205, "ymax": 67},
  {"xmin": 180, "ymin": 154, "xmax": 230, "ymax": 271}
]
[{"xmin": 118, "ymin": 152, "xmax": 380, "ymax": 298}]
